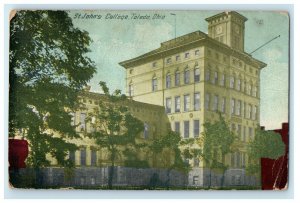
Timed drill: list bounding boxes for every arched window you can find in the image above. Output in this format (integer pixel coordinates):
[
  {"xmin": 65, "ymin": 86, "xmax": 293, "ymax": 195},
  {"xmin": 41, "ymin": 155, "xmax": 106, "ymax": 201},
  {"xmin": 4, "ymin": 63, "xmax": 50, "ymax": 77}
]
[
  {"xmin": 184, "ymin": 68, "xmax": 190, "ymax": 84},
  {"xmin": 194, "ymin": 67, "xmax": 200, "ymax": 83},
  {"xmin": 152, "ymin": 76, "xmax": 158, "ymax": 91},
  {"xmin": 230, "ymin": 76, "xmax": 235, "ymax": 89},
  {"xmin": 166, "ymin": 73, "xmax": 171, "ymax": 88}
]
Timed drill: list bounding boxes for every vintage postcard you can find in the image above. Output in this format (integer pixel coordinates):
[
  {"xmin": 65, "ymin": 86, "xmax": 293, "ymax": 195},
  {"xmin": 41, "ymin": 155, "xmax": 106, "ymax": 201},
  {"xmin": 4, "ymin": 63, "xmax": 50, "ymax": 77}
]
[{"xmin": 8, "ymin": 10, "xmax": 289, "ymax": 190}]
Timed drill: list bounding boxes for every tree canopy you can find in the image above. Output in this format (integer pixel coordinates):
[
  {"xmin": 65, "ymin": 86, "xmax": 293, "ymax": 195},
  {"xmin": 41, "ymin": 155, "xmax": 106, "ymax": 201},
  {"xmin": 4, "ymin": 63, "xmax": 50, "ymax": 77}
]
[
  {"xmin": 9, "ymin": 11, "xmax": 96, "ymax": 168},
  {"xmin": 86, "ymin": 81, "xmax": 144, "ymax": 188}
]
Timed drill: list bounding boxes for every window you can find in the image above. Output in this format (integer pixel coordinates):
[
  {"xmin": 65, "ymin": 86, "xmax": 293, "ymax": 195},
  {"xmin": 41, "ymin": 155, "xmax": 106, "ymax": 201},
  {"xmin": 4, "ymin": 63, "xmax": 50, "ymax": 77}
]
[
  {"xmin": 237, "ymin": 79, "xmax": 241, "ymax": 91},
  {"xmin": 236, "ymin": 100, "xmax": 241, "ymax": 116},
  {"xmin": 231, "ymin": 99, "xmax": 235, "ymax": 115},
  {"xmin": 70, "ymin": 112, "xmax": 75, "ymax": 126},
  {"xmin": 175, "ymin": 96, "xmax": 181, "ymax": 112},
  {"xmin": 241, "ymin": 152, "xmax": 246, "ymax": 168},
  {"xmin": 248, "ymin": 104, "xmax": 252, "ymax": 119},
  {"xmin": 221, "ymin": 97, "xmax": 226, "ymax": 113},
  {"xmin": 248, "ymin": 84, "xmax": 252, "ymax": 95},
  {"xmin": 185, "ymin": 52, "xmax": 190, "ymax": 58},
  {"xmin": 80, "ymin": 148, "xmax": 86, "ymax": 166},
  {"xmin": 253, "ymin": 86, "xmax": 257, "ymax": 97},
  {"xmin": 243, "ymin": 126, "xmax": 246, "ymax": 142},
  {"xmin": 205, "ymin": 70, "xmax": 210, "ymax": 82},
  {"xmin": 249, "ymin": 127, "xmax": 253, "ymax": 140},
  {"xmin": 194, "ymin": 158, "xmax": 200, "ymax": 168},
  {"xmin": 194, "ymin": 92, "xmax": 200, "ymax": 111},
  {"xmin": 195, "ymin": 50, "xmax": 200, "ymax": 56},
  {"xmin": 220, "ymin": 73, "xmax": 225, "ymax": 86},
  {"xmin": 184, "ymin": 95, "xmax": 190, "ymax": 112},
  {"xmin": 129, "ymin": 83, "xmax": 134, "ymax": 96},
  {"xmin": 237, "ymin": 124, "xmax": 242, "ymax": 140},
  {"xmin": 166, "ymin": 73, "xmax": 171, "ymax": 88},
  {"xmin": 91, "ymin": 149, "xmax": 97, "ymax": 166},
  {"xmin": 152, "ymin": 62, "xmax": 157, "ymax": 68},
  {"xmin": 80, "ymin": 113, "xmax": 86, "ymax": 131},
  {"xmin": 213, "ymin": 95, "xmax": 219, "ymax": 111},
  {"xmin": 194, "ymin": 120, "xmax": 200, "ymax": 138},
  {"xmin": 152, "ymin": 77, "xmax": 157, "ymax": 91},
  {"xmin": 166, "ymin": 58, "xmax": 172, "ymax": 64},
  {"xmin": 184, "ymin": 69, "xmax": 190, "ymax": 84},
  {"xmin": 252, "ymin": 106, "xmax": 257, "ymax": 120},
  {"xmin": 184, "ymin": 121, "xmax": 189, "ymax": 138},
  {"xmin": 175, "ymin": 122, "xmax": 180, "ymax": 134},
  {"xmin": 166, "ymin": 98, "xmax": 171, "ymax": 113},
  {"xmin": 230, "ymin": 76, "xmax": 235, "ymax": 88},
  {"xmin": 205, "ymin": 93, "xmax": 210, "ymax": 110},
  {"xmin": 213, "ymin": 71, "xmax": 218, "ymax": 84},
  {"xmin": 69, "ymin": 150, "xmax": 75, "ymax": 164},
  {"xmin": 194, "ymin": 68, "xmax": 200, "ymax": 83},
  {"xmin": 144, "ymin": 122, "xmax": 149, "ymax": 139},
  {"xmin": 176, "ymin": 55, "xmax": 180, "ymax": 61},
  {"xmin": 175, "ymin": 71, "xmax": 180, "ymax": 86}
]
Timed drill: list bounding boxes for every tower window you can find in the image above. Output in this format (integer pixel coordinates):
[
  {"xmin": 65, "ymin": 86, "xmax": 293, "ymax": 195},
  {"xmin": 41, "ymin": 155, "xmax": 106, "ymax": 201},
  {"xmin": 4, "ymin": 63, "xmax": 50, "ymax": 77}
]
[
  {"xmin": 175, "ymin": 71, "xmax": 180, "ymax": 86},
  {"xmin": 184, "ymin": 69, "xmax": 190, "ymax": 84},
  {"xmin": 152, "ymin": 77, "xmax": 158, "ymax": 91},
  {"xmin": 194, "ymin": 68, "xmax": 200, "ymax": 83},
  {"xmin": 175, "ymin": 96, "xmax": 181, "ymax": 112},
  {"xmin": 184, "ymin": 121, "xmax": 190, "ymax": 138},
  {"xmin": 166, "ymin": 97, "xmax": 171, "ymax": 113},
  {"xmin": 166, "ymin": 73, "xmax": 171, "ymax": 88},
  {"xmin": 184, "ymin": 94, "xmax": 190, "ymax": 112}
]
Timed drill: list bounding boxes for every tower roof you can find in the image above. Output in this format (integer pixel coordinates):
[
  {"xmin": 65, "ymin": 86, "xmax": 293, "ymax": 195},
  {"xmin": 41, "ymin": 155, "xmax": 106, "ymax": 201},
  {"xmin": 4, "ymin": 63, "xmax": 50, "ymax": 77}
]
[{"xmin": 205, "ymin": 11, "xmax": 248, "ymax": 22}]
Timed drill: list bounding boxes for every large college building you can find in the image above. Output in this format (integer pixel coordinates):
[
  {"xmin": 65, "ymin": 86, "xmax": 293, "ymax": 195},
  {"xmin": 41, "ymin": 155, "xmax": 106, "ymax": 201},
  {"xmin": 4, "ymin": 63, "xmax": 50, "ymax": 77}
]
[{"xmin": 119, "ymin": 11, "xmax": 266, "ymax": 186}]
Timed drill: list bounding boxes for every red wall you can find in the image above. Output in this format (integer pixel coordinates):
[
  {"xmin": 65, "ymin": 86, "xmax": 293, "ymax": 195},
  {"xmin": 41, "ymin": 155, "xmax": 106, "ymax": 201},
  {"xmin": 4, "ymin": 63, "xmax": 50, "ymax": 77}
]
[
  {"xmin": 9, "ymin": 139, "xmax": 29, "ymax": 169},
  {"xmin": 261, "ymin": 123, "xmax": 289, "ymax": 190}
]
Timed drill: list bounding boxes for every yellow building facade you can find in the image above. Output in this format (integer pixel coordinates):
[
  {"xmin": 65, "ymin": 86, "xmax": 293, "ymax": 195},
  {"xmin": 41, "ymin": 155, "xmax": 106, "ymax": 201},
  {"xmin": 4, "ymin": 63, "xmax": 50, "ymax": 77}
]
[{"xmin": 120, "ymin": 11, "xmax": 266, "ymax": 186}]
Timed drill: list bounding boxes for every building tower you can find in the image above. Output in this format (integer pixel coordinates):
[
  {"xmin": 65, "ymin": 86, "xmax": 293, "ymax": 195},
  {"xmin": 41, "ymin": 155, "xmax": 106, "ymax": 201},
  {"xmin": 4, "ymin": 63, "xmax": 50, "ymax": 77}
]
[{"xmin": 119, "ymin": 11, "xmax": 266, "ymax": 187}]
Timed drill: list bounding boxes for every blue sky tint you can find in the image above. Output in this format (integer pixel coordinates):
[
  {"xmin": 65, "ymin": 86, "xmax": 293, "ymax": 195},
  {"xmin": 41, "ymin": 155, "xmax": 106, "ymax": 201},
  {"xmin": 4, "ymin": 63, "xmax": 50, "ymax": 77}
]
[{"xmin": 70, "ymin": 10, "xmax": 289, "ymax": 130}]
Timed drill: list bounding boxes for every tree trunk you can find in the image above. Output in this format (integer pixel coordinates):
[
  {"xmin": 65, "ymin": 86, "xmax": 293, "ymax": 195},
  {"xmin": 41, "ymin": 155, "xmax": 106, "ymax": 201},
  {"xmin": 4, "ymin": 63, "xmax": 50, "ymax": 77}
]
[{"xmin": 108, "ymin": 149, "xmax": 116, "ymax": 189}]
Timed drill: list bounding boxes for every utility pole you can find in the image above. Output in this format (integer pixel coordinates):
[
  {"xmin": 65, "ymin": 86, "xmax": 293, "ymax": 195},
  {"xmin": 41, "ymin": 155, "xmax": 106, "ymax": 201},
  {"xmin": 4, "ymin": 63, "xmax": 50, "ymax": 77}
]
[
  {"xmin": 250, "ymin": 35, "xmax": 280, "ymax": 55},
  {"xmin": 170, "ymin": 13, "xmax": 177, "ymax": 40}
]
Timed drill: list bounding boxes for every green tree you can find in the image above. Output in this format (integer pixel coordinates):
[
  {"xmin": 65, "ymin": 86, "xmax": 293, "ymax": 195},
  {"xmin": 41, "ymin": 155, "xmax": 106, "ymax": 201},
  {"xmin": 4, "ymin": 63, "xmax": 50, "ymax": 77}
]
[
  {"xmin": 9, "ymin": 10, "xmax": 96, "ymax": 185},
  {"xmin": 247, "ymin": 127, "xmax": 285, "ymax": 177},
  {"xmin": 86, "ymin": 82, "xmax": 144, "ymax": 189},
  {"xmin": 201, "ymin": 113, "xmax": 235, "ymax": 188}
]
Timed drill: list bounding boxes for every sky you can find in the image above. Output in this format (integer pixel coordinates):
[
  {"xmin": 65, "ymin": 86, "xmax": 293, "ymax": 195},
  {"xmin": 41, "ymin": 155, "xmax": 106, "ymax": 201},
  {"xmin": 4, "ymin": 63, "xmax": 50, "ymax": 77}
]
[{"xmin": 69, "ymin": 10, "xmax": 289, "ymax": 130}]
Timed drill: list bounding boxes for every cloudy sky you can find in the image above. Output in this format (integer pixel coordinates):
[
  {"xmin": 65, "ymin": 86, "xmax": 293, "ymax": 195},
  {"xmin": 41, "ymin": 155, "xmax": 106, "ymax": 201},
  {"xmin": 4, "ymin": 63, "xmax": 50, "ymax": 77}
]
[{"xmin": 69, "ymin": 10, "xmax": 289, "ymax": 130}]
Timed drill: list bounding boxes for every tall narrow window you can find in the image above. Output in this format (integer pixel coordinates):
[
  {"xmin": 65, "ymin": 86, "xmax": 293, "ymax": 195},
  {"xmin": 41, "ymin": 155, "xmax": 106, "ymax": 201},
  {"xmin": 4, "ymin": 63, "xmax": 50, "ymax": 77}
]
[
  {"xmin": 175, "ymin": 122, "xmax": 180, "ymax": 134},
  {"xmin": 91, "ymin": 149, "xmax": 97, "ymax": 166},
  {"xmin": 236, "ymin": 100, "xmax": 241, "ymax": 116},
  {"xmin": 185, "ymin": 52, "xmax": 190, "ymax": 58},
  {"xmin": 213, "ymin": 95, "xmax": 219, "ymax": 111},
  {"xmin": 80, "ymin": 113, "xmax": 86, "ymax": 131},
  {"xmin": 80, "ymin": 148, "xmax": 86, "ymax": 166},
  {"xmin": 237, "ymin": 79, "xmax": 241, "ymax": 91},
  {"xmin": 184, "ymin": 95, "xmax": 190, "ymax": 112},
  {"xmin": 194, "ymin": 92, "xmax": 200, "ymax": 111},
  {"xmin": 213, "ymin": 71, "xmax": 218, "ymax": 84},
  {"xmin": 194, "ymin": 68, "xmax": 200, "ymax": 83},
  {"xmin": 144, "ymin": 122, "xmax": 149, "ymax": 139},
  {"xmin": 249, "ymin": 127, "xmax": 253, "ymax": 140},
  {"xmin": 248, "ymin": 104, "xmax": 252, "ymax": 119},
  {"xmin": 184, "ymin": 69, "xmax": 190, "ymax": 84},
  {"xmin": 195, "ymin": 50, "xmax": 200, "ymax": 56},
  {"xmin": 129, "ymin": 83, "xmax": 134, "ymax": 96},
  {"xmin": 152, "ymin": 77, "xmax": 157, "ymax": 91},
  {"xmin": 231, "ymin": 99, "xmax": 235, "ymax": 115},
  {"xmin": 248, "ymin": 84, "xmax": 252, "ymax": 95},
  {"xmin": 237, "ymin": 124, "xmax": 242, "ymax": 140},
  {"xmin": 253, "ymin": 86, "xmax": 257, "ymax": 97},
  {"xmin": 175, "ymin": 96, "xmax": 181, "ymax": 112},
  {"xmin": 175, "ymin": 71, "xmax": 180, "ymax": 86},
  {"xmin": 230, "ymin": 76, "xmax": 235, "ymax": 88},
  {"xmin": 220, "ymin": 73, "xmax": 225, "ymax": 86},
  {"xmin": 166, "ymin": 73, "xmax": 171, "ymax": 88},
  {"xmin": 221, "ymin": 97, "xmax": 226, "ymax": 113},
  {"xmin": 184, "ymin": 121, "xmax": 189, "ymax": 138},
  {"xmin": 166, "ymin": 97, "xmax": 171, "ymax": 113},
  {"xmin": 252, "ymin": 106, "xmax": 257, "ymax": 120},
  {"xmin": 194, "ymin": 120, "xmax": 200, "ymax": 138},
  {"xmin": 69, "ymin": 150, "xmax": 75, "ymax": 164},
  {"xmin": 205, "ymin": 70, "xmax": 210, "ymax": 82},
  {"xmin": 243, "ymin": 126, "xmax": 246, "ymax": 142},
  {"xmin": 205, "ymin": 93, "xmax": 210, "ymax": 110}
]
